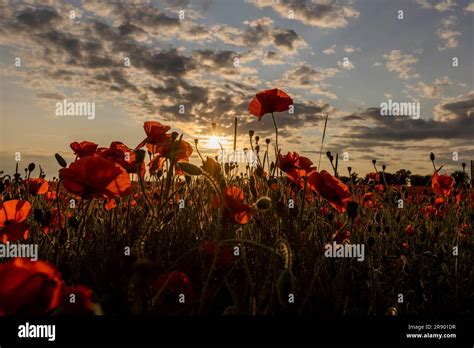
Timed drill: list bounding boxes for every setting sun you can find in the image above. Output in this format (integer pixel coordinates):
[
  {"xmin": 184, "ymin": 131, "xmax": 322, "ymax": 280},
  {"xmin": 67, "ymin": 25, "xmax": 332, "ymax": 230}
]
[{"xmin": 206, "ymin": 135, "xmax": 222, "ymax": 149}]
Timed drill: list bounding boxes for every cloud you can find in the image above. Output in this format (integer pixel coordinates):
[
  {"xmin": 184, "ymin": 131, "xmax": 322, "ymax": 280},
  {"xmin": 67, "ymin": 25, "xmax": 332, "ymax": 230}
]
[
  {"xmin": 383, "ymin": 50, "xmax": 419, "ymax": 79},
  {"xmin": 337, "ymin": 59, "xmax": 355, "ymax": 70},
  {"xmin": 433, "ymin": 91, "xmax": 474, "ymax": 122},
  {"xmin": 262, "ymin": 50, "xmax": 285, "ymax": 65},
  {"xmin": 344, "ymin": 45, "xmax": 360, "ymax": 53},
  {"xmin": 323, "ymin": 44, "xmax": 336, "ymax": 54},
  {"xmin": 274, "ymin": 63, "xmax": 340, "ymax": 90},
  {"xmin": 248, "ymin": 0, "xmax": 359, "ymax": 29},
  {"xmin": 436, "ymin": 28, "xmax": 460, "ymax": 50},
  {"xmin": 404, "ymin": 76, "xmax": 452, "ymax": 99},
  {"xmin": 434, "ymin": 0, "xmax": 456, "ymax": 12},
  {"xmin": 214, "ymin": 17, "xmax": 308, "ymax": 54},
  {"xmin": 416, "ymin": 0, "xmax": 433, "ymax": 9}
]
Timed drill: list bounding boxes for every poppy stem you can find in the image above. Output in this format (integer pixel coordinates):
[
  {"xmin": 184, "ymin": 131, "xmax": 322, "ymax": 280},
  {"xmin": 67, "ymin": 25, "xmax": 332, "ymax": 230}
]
[{"xmin": 271, "ymin": 112, "xmax": 279, "ymax": 159}]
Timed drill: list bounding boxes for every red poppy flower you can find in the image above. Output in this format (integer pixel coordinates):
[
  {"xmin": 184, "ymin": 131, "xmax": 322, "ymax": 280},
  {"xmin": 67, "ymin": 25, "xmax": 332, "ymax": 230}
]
[
  {"xmin": 432, "ymin": 172, "xmax": 454, "ymax": 197},
  {"xmin": 0, "ymin": 258, "xmax": 64, "ymax": 315},
  {"xmin": 375, "ymin": 184, "xmax": 385, "ymax": 193},
  {"xmin": 248, "ymin": 88, "xmax": 293, "ymax": 120},
  {"xmin": 199, "ymin": 240, "xmax": 233, "ymax": 270},
  {"xmin": 159, "ymin": 138, "xmax": 193, "ymax": 162},
  {"xmin": 136, "ymin": 121, "xmax": 171, "ymax": 153},
  {"xmin": 361, "ymin": 192, "xmax": 374, "ymax": 207},
  {"xmin": 63, "ymin": 285, "xmax": 94, "ymax": 315},
  {"xmin": 149, "ymin": 156, "xmax": 166, "ymax": 175},
  {"xmin": 70, "ymin": 141, "xmax": 98, "ymax": 158},
  {"xmin": 367, "ymin": 172, "xmax": 380, "ymax": 183},
  {"xmin": 405, "ymin": 224, "xmax": 415, "ymax": 236},
  {"xmin": 278, "ymin": 151, "xmax": 316, "ymax": 184},
  {"xmin": 202, "ymin": 157, "xmax": 221, "ymax": 178},
  {"xmin": 98, "ymin": 141, "xmax": 145, "ymax": 176},
  {"xmin": 45, "ymin": 191, "xmax": 57, "ymax": 201},
  {"xmin": 307, "ymin": 170, "xmax": 351, "ymax": 213},
  {"xmin": 24, "ymin": 178, "xmax": 49, "ymax": 195},
  {"xmin": 434, "ymin": 197, "xmax": 445, "ymax": 210},
  {"xmin": 0, "ymin": 199, "xmax": 31, "ymax": 242},
  {"xmin": 42, "ymin": 208, "xmax": 66, "ymax": 235},
  {"xmin": 152, "ymin": 271, "xmax": 193, "ymax": 305},
  {"xmin": 212, "ymin": 186, "xmax": 253, "ymax": 224},
  {"xmin": 59, "ymin": 156, "xmax": 131, "ymax": 199}
]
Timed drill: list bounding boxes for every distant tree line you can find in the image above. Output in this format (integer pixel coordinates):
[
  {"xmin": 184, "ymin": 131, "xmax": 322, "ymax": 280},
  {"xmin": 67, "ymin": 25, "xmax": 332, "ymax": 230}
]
[{"xmin": 339, "ymin": 169, "xmax": 471, "ymax": 187}]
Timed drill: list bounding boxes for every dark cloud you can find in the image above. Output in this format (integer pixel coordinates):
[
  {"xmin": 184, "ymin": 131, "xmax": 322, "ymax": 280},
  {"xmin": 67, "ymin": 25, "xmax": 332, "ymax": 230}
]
[
  {"xmin": 336, "ymin": 93, "xmax": 474, "ymax": 145},
  {"xmin": 16, "ymin": 7, "xmax": 62, "ymax": 29},
  {"xmin": 249, "ymin": 0, "xmax": 359, "ymax": 29}
]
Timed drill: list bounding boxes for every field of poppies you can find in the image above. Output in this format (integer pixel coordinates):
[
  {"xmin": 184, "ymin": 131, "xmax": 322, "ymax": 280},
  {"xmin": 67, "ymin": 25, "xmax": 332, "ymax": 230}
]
[{"xmin": 0, "ymin": 89, "xmax": 472, "ymax": 317}]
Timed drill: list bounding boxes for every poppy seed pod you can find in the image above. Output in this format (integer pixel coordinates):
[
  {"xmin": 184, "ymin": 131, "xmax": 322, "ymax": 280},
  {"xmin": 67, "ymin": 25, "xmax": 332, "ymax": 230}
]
[
  {"xmin": 347, "ymin": 167, "xmax": 352, "ymax": 173},
  {"xmin": 382, "ymin": 165, "xmax": 386, "ymax": 171},
  {"xmin": 255, "ymin": 136, "xmax": 260, "ymax": 143},
  {"xmin": 372, "ymin": 159, "xmax": 376, "ymax": 165},
  {"xmin": 194, "ymin": 139, "xmax": 199, "ymax": 145},
  {"xmin": 255, "ymin": 196, "xmax": 272, "ymax": 211},
  {"xmin": 326, "ymin": 151, "xmax": 332, "ymax": 157},
  {"xmin": 265, "ymin": 138, "xmax": 270, "ymax": 144},
  {"xmin": 28, "ymin": 163, "xmax": 36, "ymax": 172},
  {"xmin": 249, "ymin": 130, "xmax": 254, "ymax": 137},
  {"xmin": 430, "ymin": 152, "xmax": 435, "ymax": 161}
]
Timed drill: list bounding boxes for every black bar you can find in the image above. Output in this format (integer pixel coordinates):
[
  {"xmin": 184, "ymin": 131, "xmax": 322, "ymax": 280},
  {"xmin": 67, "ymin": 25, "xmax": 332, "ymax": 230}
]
[{"xmin": 0, "ymin": 317, "xmax": 472, "ymax": 346}]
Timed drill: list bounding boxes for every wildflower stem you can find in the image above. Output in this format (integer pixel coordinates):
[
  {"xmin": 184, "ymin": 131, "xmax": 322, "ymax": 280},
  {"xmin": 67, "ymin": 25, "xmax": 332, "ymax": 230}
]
[{"xmin": 271, "ymin": 112, "xmax": 279, "ymax": 158}]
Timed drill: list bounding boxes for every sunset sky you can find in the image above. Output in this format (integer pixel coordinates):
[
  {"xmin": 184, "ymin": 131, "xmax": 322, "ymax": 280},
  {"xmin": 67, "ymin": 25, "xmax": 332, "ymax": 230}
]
[{"xmin": 0, "ymin": 0, "xmax": 473, "ymax": 178}]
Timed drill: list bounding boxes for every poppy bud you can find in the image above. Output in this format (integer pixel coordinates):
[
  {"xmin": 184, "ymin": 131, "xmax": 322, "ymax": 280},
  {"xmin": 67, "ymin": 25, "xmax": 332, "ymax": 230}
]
[
  {"xmin": 55, "ymin": 153, "xmax": 67, "ymax": 168},
  {"xmin": 329, "ymin": 155, "xmax": 334, "ymax": 162},
  {"xmin": 430, "ymin": 152, "xmax": 435, "ymax": 161},
  {"xmin": 326, "ymin": 151, "xmax": 331, "ymax": 157},
  {"xmin": 347, "ymin": 166, "xmax": 352, "ymax": 173},
  {"xmin": 462, "ymin": 162, "xmax": 466, "ymax": 169},
  {"xmin": 249, "ymin": 130, "xmax": 254, "ymax": 138},
  {"xmin": 346, "ymin": 201, "xmax": 358, "ymax": 220},
  {"xmin": 382, "ymin": 165, "xmax": 386, "ymax": 171},
  {"xmin": 372, "ymin": 159, "xmax": 376, "ymax": 165},
  {"xmin": 194, "ymin": 139, "xmax": 199, "ymax": 145},
  {"xmin": 28, "ymin": 163, "xmax": 36, "ymax": 172},
  {"xmin": 265, "ymin": 138, "xmax": 270, "ymax": 144}
]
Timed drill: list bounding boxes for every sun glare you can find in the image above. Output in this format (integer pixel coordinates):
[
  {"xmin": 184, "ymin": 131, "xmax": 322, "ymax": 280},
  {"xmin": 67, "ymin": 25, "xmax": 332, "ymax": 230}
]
[{"xmin": 206, "ymin": 135, "xmax": 221, "ymax": 149}]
